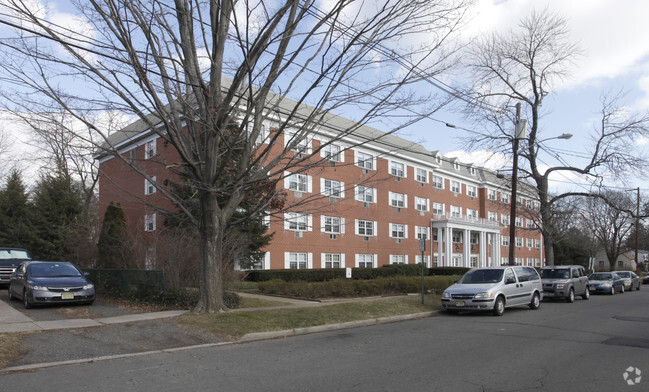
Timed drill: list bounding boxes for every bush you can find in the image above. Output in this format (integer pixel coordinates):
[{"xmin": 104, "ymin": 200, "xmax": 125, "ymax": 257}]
[
  {"xmin": 257, "ymin": 276, "xmax": 458, "ymax": 299},
  {"xmin": 428, "ymin": 267, "xmax": 470, "ymax": 276}
]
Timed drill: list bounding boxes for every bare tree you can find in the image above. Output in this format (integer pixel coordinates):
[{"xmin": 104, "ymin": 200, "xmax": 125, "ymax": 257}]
[
  {"xmin": 0, "ymin": 0, "xmax": 473, "ymax": 312},
  {"xmin": 461, "ymin": 9, "xmax": 649, "ymax": 265},
  {"xmin": 580, "ymin": 191, "xmax": 636, "ymax": 270}
]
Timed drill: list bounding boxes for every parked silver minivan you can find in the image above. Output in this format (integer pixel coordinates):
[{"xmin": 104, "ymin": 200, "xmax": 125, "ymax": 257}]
[{"xmin": 441, "ymin": 266, "xmax": 543, "ymax": 316}]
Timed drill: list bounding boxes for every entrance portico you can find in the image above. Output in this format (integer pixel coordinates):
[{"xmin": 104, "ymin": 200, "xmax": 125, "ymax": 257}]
[{"xmin": 431, "ymin": 214, "xmax": 502, "ymax": 268}]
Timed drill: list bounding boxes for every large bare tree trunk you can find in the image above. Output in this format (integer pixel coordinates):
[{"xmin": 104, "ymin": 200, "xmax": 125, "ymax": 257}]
[{"xmin": 196, "ymin": 191, "xmax": 225, "ymax": 313}]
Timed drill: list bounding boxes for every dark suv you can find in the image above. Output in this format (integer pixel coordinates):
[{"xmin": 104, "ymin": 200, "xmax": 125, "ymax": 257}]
[
  {"xmin": 540, "ymin": 265, "xmax": 589, "ymax": 302},
  {"xmin": 0, "ymin": 248, "xmax": 31, "ymax": 286}
]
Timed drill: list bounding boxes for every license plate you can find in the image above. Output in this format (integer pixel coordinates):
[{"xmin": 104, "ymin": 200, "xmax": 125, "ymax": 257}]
[
  {"xmin": 61, "ymin": 293, "xmax": 74, "ymax": 300},
  {"xmin": 455, "ymin": 301, "xmax": 465, "ymax": 307}
]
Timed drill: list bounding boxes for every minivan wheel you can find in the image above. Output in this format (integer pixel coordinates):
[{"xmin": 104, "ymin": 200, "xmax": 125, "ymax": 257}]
[
  {"xmin": 493, "ymin": 296, "xmax": 505, "ymax": 316},
  {"xmin": 610, "ymin": 286, "xmax": 615, "ymax": 295},
  {"xmin": 582, "ymin": 287, "xmax": 590, "ymax": 300},
  {"xmin": 529, "ymin": 292, "xmax": 540, "ymax": 310},
  {"xmin": 567, "ymin": 288, "xmax": 575, "ymax": 303},
  {"xmin": 23, "ymin": 289, "xmax": 33, "ymax": 309}
]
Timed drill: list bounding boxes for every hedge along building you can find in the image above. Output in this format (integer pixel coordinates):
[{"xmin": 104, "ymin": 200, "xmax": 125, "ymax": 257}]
[{"xmin": 94, "ymin": 92, "xmax": 545, "ymax": 271}]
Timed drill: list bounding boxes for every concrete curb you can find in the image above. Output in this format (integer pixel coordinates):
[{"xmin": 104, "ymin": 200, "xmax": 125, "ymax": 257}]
[{"xmin": 0, "ymin": 311, "xmax": 438, "ymax": 374}]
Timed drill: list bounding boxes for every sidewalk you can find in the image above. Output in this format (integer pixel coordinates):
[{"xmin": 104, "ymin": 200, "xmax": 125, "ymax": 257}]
[{"xmin": 0, "ymin": 298, "xmax": 187, "ymax": 333}]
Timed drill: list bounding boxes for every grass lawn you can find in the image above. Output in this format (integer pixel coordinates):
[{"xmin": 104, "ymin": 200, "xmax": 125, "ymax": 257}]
[{"xmin": 178, "ymin": 293, "xmax": 442, "ymax": 342}]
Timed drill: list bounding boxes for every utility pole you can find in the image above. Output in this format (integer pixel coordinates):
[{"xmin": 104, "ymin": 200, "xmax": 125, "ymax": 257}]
[
  {"xmin": 635, "ymin": 187, "xmax": 640, "ymax": 267},
  {"xmin": 508, "ymin": 103, "xmax": 524, "ymax": 266}
]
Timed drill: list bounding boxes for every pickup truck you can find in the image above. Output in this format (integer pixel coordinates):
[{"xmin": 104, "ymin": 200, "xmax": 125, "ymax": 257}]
[{"xmin": 0, "ymin": 247, "xmax": 32, "ymax": 285}]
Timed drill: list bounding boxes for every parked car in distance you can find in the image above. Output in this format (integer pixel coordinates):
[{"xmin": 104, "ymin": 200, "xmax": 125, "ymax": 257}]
[
  {"xmin": 540, "ymin": 265, "xmax": 589, "ymax": 302},
  {"xmin": 8, "ymin": 261, "xmax": 95, "ymax": 308},
  {"xmin": 441, "ymin": 266, "xmax": 543, "ymax": 316},
  {"xmin": 588, "ymin": 272, "xmax": 625, "ymax": 295},
  {"xmin": 0, "ymin": 247, "xmax": 31, "ymax": 286},
  {"xmin": 644, "ymin": 274, "xmax": 649, "ymax": 285},
  {"xmin": 615, "ymin": 271, "xmax": 641, "ymax": 291}
]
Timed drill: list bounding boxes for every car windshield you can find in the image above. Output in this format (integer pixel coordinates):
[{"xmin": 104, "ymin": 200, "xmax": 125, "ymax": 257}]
[
  {"xmin": 589, "ymin": 274, "xmax": 611, "ymax": 281},
  {"xmin": 541, "ymin": 269, "xmax": 570, "ymax": 279},
  {"xmin": 29, "ymin": 263, "xmax": 82, "ymax": 278},
  {"xmin": 0, "ymin": 249, "xmax": 30, "ymax": 259},
  {"xmin": 459, "ymin": 269, "xmax": 504, "ymax": 284}
]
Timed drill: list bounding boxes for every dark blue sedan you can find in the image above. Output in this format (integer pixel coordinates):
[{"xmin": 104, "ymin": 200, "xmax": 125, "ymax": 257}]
[
  {"xmin": 8, "ymin": 261, "xmax": 95, "ymax": 308},
  {"xmin": 588, "ymin": 272, "xmax": 626, "ymax": 295}
]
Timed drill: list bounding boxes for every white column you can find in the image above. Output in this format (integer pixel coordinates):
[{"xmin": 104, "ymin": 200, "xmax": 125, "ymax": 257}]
[
  {"xmin": 445, "ymin": 227, "xmax": 453, "ymax": 267},
  {"xmin": 463, "ymin": 229, "xmax": 470, "ymax": 267},
  {"xmin": 480, "ymin": 231, "xmax": 487, "ymax": 267},
  {"xmin": 437, "ymin": 227, "xmax": 444, "ymax": 267}
]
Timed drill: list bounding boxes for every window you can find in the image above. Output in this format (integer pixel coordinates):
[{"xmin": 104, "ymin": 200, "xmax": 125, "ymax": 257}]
[
  {"xmin": 515, "ymin": 237, "xmax": 524, "ymax": 247},
  {"xmin": 466, "ymin": 209, "xmax": 478, "ymax": 219},
  {"xmin": 435, "ymin": 155, "xmax": 442, "ymax": 164},
  {"xmin": 432, "ymin": 175, "xmax": 444, "ymax": 189},
  {"xmin": 144, "ymin": 213, "xmax": 156, "ymax": 232},
  {"xmin": 452, "ymin": 230, "xmax": 463, "ymax": 243},
  {"xmin": 470, "ymin": 256, "xmax": 478, "ymax": 268},
  {"xmin": 355, "ymin": 186, "xmax": 376, "ymax": 203},
  {"xmin": 501, "ymin": 214, "xmax": 509, "ymax": 226},
  {"xmin": 433, "ymin": 202, "xmax": 444, "ymax": 215},
  {"xmin": 322, "ymin": 216, "xmax": 343, "ymax": 234},
  {"xmin": 451, "ymin": 256, "xmax": 461, "ymax": 267},
  {"xmin": 526, "ymin": 219, "xmax": 533, "ymax": 228},
  {"xmin": 450, "ymin": 180, "xmax": 461, "ymax": 193},
  {"xmin": 415, "ymin": 168, "xmax": 428, "ymax": 183},
  {"xmin": 415, "ymin": 255, "xmax": 430, "ymax": 267},
  {"xmin": 322, "ymin": 179, "xmax": 343, "ymax": 198},
  {"xmin": 450, "ymin": 205, "xmax": 461, "ymax": 218},
  {"xmin": 453, "ymin": 161, "xmax": 460, "ymax": 170},
  {"xmin": 526, "ymin": 238, "xmax": 534, "ymax": 248},
  {"xmin": 515, "ymin": 217, "xmax": 523, "ymax": 227},
  {"xmin": 390, "ymin": 223, "xmax": 407, "ymax": 239},
  {"xmin": 288, "ymin": 252, "xmax": 308, "ymax": 269},
  {"xmin": 469, "ymin": 167, "xmax": 476, "ymax": 175},
  {"xmin": 356, "ymin": 254, "xmax": 374, "ymax": 268},
  {"xmin": 502, "ymin": 236, "xmax": 509, "ymax": 246},
  {"xmin": 414, "ymin": 197, "xmax": 429, "ymax": 212},
  {"xmin": 145, "ymin": 139, "xmax": 156, "ymax": 159},
  {"xmin": 144, "ymin": 177, "xmax": 156, "ymax": 195},
  {"xmin": 129, "ymin": 149, "xmax": 135, "ymax": 163},
  {"xmin": 390, "ymin": 161, "xmax": 405, "ymax": 177},
  {"xmin": 286, "ymin": 173, "xmax": 310, "ymax": 192},
  {"xmin": 389, "ymin": 192, "xmax": 406, "ymax": 208},
  {"xmin": 535, "ymin": 239, "xmax": 541, "ymax": 249},
  {"xmin": 488, "ymin": 189, "xmax": 497, "ymax": 200},
  {"xmin": 501, "ymin": 193, "xmax": 510, "ymax": 204},
  {"xmin": 488, "ymin": 211, "xmax": 498, "ymax": 222},
  {"xmin": 525, "ymin": 199, "xmax": 533, "ymax": 209},
  {"xmin": 467, "ymin": 185, "xmax": 477, "ymax": 198},
  {"xmin": 286, "ymin": 212, "xmax": 309, "ymax": 231},
  {"xmin": 390, "ymin": 255, "xmax": 407, "ymax": 264},
  {"xmin": 323, "ymin": 253, "xmax": 342, "ymax": 268},
  {"xmin": 415, "ymin": 226, "xmax": 429, "ymax": 240},
  {"xmin": 516, "ymin": 196, "xmax": 522, "ymax": 206},
  {"xmin": 356, "ymin": 220, "xmax": 376, "ymax": 236},
  {"xmin": 323, "ymin": 144, "xmax": 341, "ymax": 162},
  {"xmin": 356, "ymin": 151, "xmax": 374, "ymax": 170},
  {"xmin": 470, "ymin": 233, "xmax": 479, "ymax": 244},
  {"xmin": 287, "ymin": 131, "xmax": 309, "ymax": 154}
]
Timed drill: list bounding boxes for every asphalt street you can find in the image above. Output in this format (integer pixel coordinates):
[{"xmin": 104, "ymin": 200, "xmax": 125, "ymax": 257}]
[{"xmin": 1, "ymin": 288, "xmax": 648, "ymax": 391}]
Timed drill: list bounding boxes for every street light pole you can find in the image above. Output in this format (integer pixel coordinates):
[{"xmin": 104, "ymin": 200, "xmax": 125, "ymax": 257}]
[
  {"xmin": 634, "ymin": 187, "xmax": 640, "ymax": 267},
  {"xmin": 508, "ymin": 103, "xmax": 523, "ymax": 266}
]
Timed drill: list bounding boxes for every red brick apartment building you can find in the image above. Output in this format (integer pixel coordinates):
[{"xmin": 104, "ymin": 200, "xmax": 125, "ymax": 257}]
[{"xmin": 95, "ymin": 104, "xmax": 545, "ymax": 271}]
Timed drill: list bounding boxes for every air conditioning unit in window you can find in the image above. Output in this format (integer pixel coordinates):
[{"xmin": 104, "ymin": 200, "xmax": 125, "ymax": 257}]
[
  {"xmin": 294, "ymin": 231, "xmax": 303, "ymax": 238},
  {"xmin": 363, "ymin": 169, "xmax": 369, "ymax": 174},
  {"xmin": 294, "ymin": 191, "xmax": 303, "ymax": 198},
  {"xmin": 396, "ymin": 239, "xmax": 402, "ymax": 244},
  {"xmin": 396, "ymin": 207, "xmax": 401, "ymax": 212},
  {"xmin": 328, "ymin": 160, "xmax": 336, "ymax": 167},
  {"xmin": 420, "ymin": 183, "xmax": 425, "ymax": 187},
  {"xmin": 329, "ymin": 197, "xmax": 337, "ymax": 203},
  {"xmin": 363, "ymin": 236, "xmax": 370, "ymax": 242},
  {"xmin": 435, "ymin": 189, "xmax": 440, "ymax": 193},
  {"xmin": 363, "ymin": 202, "xmax": 369, "ymax": 208},
  {"xmin": 395, "ymin": 177, "xmax": 401, "ymax": 182},
  {"xmin": 420, "ymin": 211, "xmax": 425, "ymax": 217},
  {"xmin": 329, "ymin": 234, "xmax": 337, "ymax": 240}
]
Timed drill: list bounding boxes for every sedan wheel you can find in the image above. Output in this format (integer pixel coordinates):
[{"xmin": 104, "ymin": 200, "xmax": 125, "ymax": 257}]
[
  {"xmin": 8, "ymin": 285, "xmax": 14, "ymax": 301},
  {"xmin": 620, "ymin": 285, "xmax": 625, "ymax": 294},
  {"xmin": 582, "ymin": 287, "xmax": 590, "ymax": 300},
  {"xmin": 610, "ymin": 286, "xmax": 615, "ymax": 295},
  {"xmin": 23, "ymin": 289, "xmax": 32, "ymax": 309}
]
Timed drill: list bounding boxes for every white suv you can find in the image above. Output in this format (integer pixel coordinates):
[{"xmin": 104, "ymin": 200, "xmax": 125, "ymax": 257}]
[{"xmin": 441, "ymin": 266, "xmax": 543, "ymax": 316}]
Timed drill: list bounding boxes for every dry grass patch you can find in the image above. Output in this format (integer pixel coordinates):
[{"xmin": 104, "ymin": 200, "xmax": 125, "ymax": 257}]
[
  {"xmin": 178, "ymin": 294, "xmax": 441, "ymax": 341},
  {"xmin": 0, "ymin": 333, "xmax": 23, "ymax": 369},
  {"xmin": 238, "ymin": 296, "xmax": 287, "ymax": 308}
]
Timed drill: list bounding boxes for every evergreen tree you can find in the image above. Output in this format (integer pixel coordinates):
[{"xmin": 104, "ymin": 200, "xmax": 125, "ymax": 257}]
[
  {"xmin": 97, "ymin": 202, "xmax": 135, "ymax": 269},
  {"xmin": 31, "ymin": 168, "xmax": 83, "ymax": 260},
  {"xmin": 0, "ymin": 170, "xmax": 36, "ymax": 249}
]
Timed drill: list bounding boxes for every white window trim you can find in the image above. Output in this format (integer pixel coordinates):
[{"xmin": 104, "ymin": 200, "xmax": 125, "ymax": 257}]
[
  {"xmin": 450, "ymin": 180, "xmax": 461, "ymax": 194},
  {"xmin": 354, "ymin": 149, "xmax": 376, "ymax": 170},
  {"xmin": 389, "ymin": 223, "xmax": 408, "ymax": 239},
  {"xmin": 144, "ymin": 176, "xmax": 157, "ymax": 195},
  {"xmin": 284, "ymin": 171, "xmax": 313, "ymax": 193},
  {"xmin": 284, "ymin": 130, "xmax": 312, "ymax": 155},
  {"xmin": 432, "ymin": 175, "xmax": 445, "ymax": 189},
  {"xmin": 321, "ymin": 143, "xmax": 344, "ymax": 162},
  {"xmin": 355, "ymin": 254, "xmax": 378, "ymax": 268},
  {"xmin": 321, "ymin": 253, "xmax": 345, "ymax": 268},
  {"xmin": 415, "ymin": 226, "xmax": 430, "ymax": 240},
  {"xmin": 466, "ymin": 184, "xmax": 477, "ymax": 198},
  {"xmin": 354, "ymin": 185, "xmax": 377, "ymax": 203},
  {"xmin": 388, "ymin": 191, "xmax": 407, "ymax": 208},
  {"xmin": 414, "ymin": 196, "xmax": 429, "ymax": 212},
  {"xmin": 388, "ymin": 159, "xmax": 407, "ymax": 178},
  {"xmin": 415, "ymin": 167, "xmax": 429, "ymax": 183},
  {"xmin": 284, "ymin": 212, "xmax": 313, "ymax": 232},
  {"xmin": 321, "ymin": 215, "xmax": 345, "ymax": 234},
  {"xmin": 355, "ymin": 219, "xmax": 377, "ymax": 237},
  {"xmin": 145, "ymin": 138, "xmax": 157, "ymax": 159},
  {"xmin": 144, "ymin": 213, "xmax": 156, "ymax": 232},
  {"xmin": 284, "ymin": 252, "xmax": 313, "ymax": 269},
  {"xmin": 321, "ymin": 178, "xmax": 345, "ymax": 198},
  {"xmin": 389, "ymin": 254, "xmax": 409, "ymax": 264}
]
